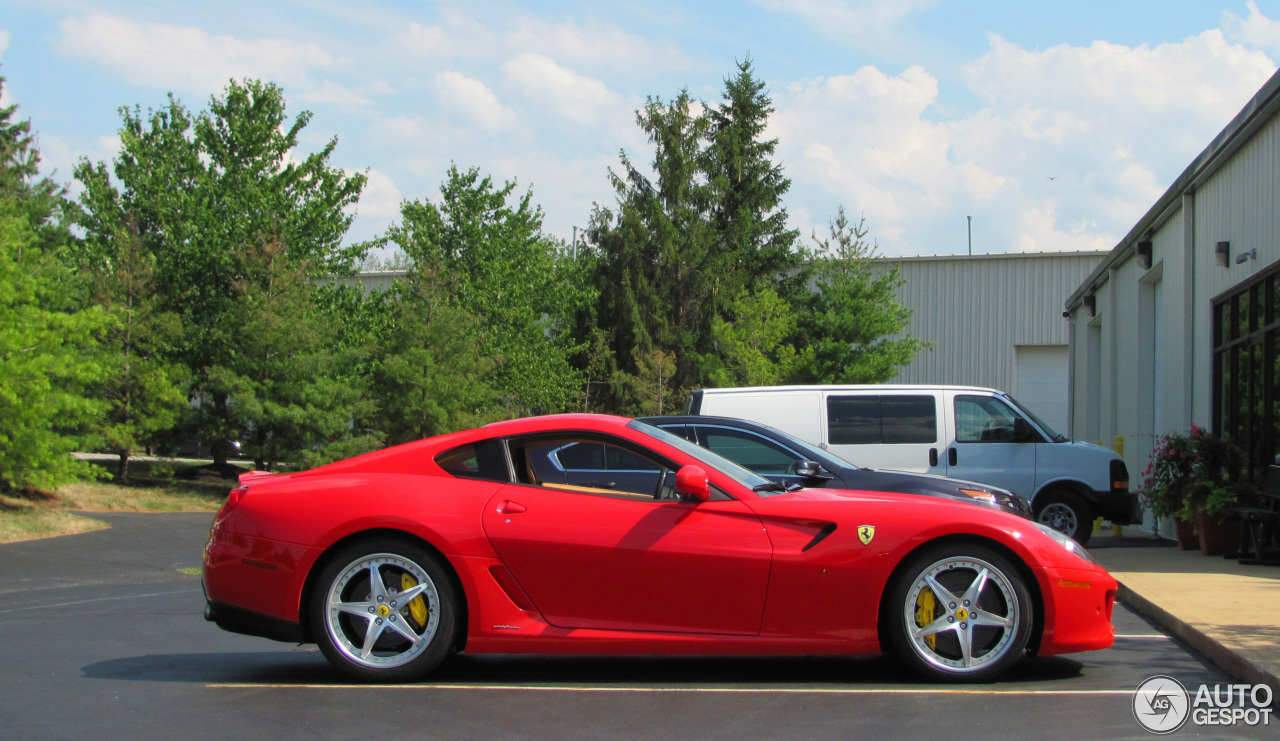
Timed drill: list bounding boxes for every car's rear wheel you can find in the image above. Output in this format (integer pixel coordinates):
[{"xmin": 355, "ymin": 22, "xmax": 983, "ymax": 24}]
[
  {"xmin": 1034, "ymin": 488, "xmax": 1092, "ymax": 545},
  {"xmin": 887, "ymin": 544, "xmax": 1033, "ymax": 682},
  {"xmin": 311, "ymin": 540, "xmax": 457, "ymax": 683}
]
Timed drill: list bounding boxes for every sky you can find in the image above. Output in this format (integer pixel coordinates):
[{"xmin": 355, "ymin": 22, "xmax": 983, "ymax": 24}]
[{"xmin": 4, "ymin": 0, "xmax": 1280, "ymax": 258}]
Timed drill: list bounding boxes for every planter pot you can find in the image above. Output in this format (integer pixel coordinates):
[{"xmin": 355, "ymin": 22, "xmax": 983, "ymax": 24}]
[
  {"xmin": 1174, "ymin": 518, "xmax": 1198, "ymax": 550},
  {"xmin": 1196, "ymin": 510, "xmax": 1240, "ymax": 557}
]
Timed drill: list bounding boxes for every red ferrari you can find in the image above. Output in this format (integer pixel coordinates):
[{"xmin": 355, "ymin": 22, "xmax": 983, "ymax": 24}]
[{"xmin": 203, "ymin": 414, "xmax": 1117, "ymax": 683}]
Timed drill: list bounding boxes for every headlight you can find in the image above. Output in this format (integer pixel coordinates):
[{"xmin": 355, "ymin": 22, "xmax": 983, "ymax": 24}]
[
  {"xmin": 1032, "ymin": 521, "xmax": 1096, "ymax": 564},
  {"xmin": 957, "ymin": 487, "xmax": 998, "ymax": 504}
]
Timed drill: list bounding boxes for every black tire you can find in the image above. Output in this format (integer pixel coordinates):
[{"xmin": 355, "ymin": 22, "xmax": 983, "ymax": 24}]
[
  {"xmin": 1034, "ymin": 488, "xmax": 1093, "ymax": 545},
  {"xmin": 886, "ymin": 543, "xmax": 1033, "ymax": 682},
  {"xmin": 310, "ymin": 539, "xmax": 457, "ymax": 683}
]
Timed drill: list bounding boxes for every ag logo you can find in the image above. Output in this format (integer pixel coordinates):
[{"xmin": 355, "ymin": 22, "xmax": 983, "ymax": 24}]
[
  {"xmin": 1133, "ymin": 675, "xmax": 1190, "ymax": 734},
  {"xmin": 857, "ymin": 525, "xmax": 875, "ymax": 545}
]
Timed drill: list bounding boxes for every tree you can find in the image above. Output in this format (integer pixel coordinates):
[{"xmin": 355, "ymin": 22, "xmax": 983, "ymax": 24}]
[
  {"xmin": 585, "ymin": 61, "xmax": 802, "ymax": 402},
  {"xmin": 707, "ymin": 288, "xmax": 804, "ymax": 387},
  {"xmin": 385, "ymin": 165, "xmax": 588, "ymax": 416},
  {"xmin": 82, "ymin": 79, "xmax": 368, "ymax": 469},
  {"xmin": 0, "ymin": 78, "xmax": 106, "ymax": 491},
  {"xmin": 74, "ymin": 162, "xmax": 187, "ymax": 482},
  {"xmin": 793, "ymin": 208, "xmax": 925, "ymax": 383}
]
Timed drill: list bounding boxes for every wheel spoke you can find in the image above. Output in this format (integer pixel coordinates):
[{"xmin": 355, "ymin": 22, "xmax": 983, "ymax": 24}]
[
  {"xmin": 957, "ymin": 623, "xmax": 975, "ymax": 667},
  {"xmin": 960, "ymin": 567, "xmax": 990, "ymax": 606},
  {"xmin": 367, "ymin": 562, "xmax": 388, "ymax": 601},
  {"xmin": 384, "ymin": 617, "xmax": 420, "ymax": 644},
  {"xmin": 924, "ymin": 575, "xmax": 958, "ymax": 604},
  {"xmin": 970, "ymin": 610, "xmax": 1013, "ymax": 629},
  {"xmin": 359, "ymin": 613, "xmax": 385, "ymax": 660},
  {"xmin": 393, "ymin": 583, "xmax": 429, "ymax": 605},
  {"xmin": 334, "ymin": 600, "xmax": 375, "ymax": 618},
  {"xmin": 911, "ymin": 613, "xmax": 956, "ymax": 640}
]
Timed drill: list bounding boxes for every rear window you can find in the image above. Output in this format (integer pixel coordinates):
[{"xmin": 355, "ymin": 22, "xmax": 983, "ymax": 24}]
[
  {"xmin": 435, "ymin": 440, "xmax": 510, "ymax": 482},
  {"xmin": 827, "ymin": 395, "xmax": 936, "ymax": 445}
]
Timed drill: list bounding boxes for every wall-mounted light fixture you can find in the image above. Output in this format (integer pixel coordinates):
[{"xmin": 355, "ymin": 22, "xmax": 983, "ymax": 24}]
[
  {"xmin": 1136, "ymin": 240, "xmax": 1153, "ymax": 270},
  {"xmin": 1216, "ymin": 241, "xmax": 1230, "ymax": 267},
  {"xmin": 1083, "ymin": 294, "xmax": 1096, "ymax": 317},
  {"xmin": 1235, "ymin": 248, "xmax": 1257, "ymax": 265}
]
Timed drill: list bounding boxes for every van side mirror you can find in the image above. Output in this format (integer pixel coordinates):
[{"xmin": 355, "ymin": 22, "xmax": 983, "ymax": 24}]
[
  {"xmin": 675, "ymin": 465, "xmax": 711, "ymax": 501},
  {"xmin": 795, "ymin": 460, "xmax": 834, "ymax": 483}
]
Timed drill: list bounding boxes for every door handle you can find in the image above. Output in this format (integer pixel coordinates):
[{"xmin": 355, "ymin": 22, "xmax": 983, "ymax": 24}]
[
  {"xmin": 929, "ymin": 448, "xmax": 938, "ymax": 467},
  {"xmin": 498, "ymin": 501, "xmax": 527, "ymax": 514},
  {"xmin": 948, "ymin": 448, "xmax": 958, "ymax": 467}
]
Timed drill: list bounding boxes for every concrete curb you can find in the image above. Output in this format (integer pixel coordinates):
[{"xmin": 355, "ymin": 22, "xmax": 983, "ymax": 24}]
[{"xmin": 1117, "ymin": 581, "xmax": 1279, "ymax": 703}]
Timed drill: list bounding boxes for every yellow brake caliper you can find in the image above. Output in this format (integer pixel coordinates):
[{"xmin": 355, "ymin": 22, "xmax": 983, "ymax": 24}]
[
  {"xmin": 401, "ymin": 573, "xmax": 429, "ymax": 627},
  {"xmin": 915, "ymin": 588, "xmax": 937, "ymax": 650}
]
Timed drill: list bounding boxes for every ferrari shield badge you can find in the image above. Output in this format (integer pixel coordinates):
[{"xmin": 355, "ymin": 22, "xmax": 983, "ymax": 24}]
[{"xmin": 858, "ymin": 525, "xmax": 876, "ymax": 545}]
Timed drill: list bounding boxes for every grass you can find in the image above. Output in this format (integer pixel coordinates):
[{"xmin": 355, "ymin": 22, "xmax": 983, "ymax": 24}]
[{"xmin": 0, "ymin": 458, "xmax": 245, "ymax": 544}]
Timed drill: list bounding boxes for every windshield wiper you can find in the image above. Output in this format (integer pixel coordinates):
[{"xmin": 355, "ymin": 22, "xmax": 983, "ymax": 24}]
[{"xmin": 752, "ymin": 481, "xmax": 789, "ymax": 493}]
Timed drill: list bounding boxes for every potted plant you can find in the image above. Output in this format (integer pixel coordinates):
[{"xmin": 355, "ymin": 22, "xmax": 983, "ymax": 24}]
[{"xmin": 1142, "ymin": 425, "xmax": 1256, "ymax": 555}]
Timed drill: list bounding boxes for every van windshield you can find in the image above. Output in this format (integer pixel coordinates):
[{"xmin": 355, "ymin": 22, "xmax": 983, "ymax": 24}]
[{"xmin": 1004, "ymin": 395, "xmax": 1068, "ymax": 442}]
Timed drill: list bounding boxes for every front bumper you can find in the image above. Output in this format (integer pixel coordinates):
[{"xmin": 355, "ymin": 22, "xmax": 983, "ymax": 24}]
[{"xmin": 1036, "ymin": 565, "xmax": 1118, "ymax": 656}]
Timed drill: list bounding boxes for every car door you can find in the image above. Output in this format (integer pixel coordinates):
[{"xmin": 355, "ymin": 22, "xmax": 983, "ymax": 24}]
[
  {"xmin": 482, "ymin": 433, "xmax": 773, "ymax": 635},
  {"xmin": 946, "ymin": 392, "xmax": 1038, "ymax": 496}
]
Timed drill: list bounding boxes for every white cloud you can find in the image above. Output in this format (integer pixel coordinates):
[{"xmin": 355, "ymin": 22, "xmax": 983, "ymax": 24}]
[
  {"xmin": 757, "ymin": 0, "xmax": 940, "ymax": 58},
  {"xmin": 433, "ymin": 70, "xmax": 514, "ymax": 130},
  {"xmin": 55, "ymin": 14, "xmax": 338, "ymax": 94},
  {"xmin": 355, "ymin": 168, "xmax": 404, "ymax": 220},
  {"xmin": 0, "ymin": 29, "xmax": 9, "ymax": 60},
  {"xmin": 1224, "ymin": 0, "xmax": 1280, "ymax": 56},
  {"xmin": 772, "ymin": 29, "xmax": 1277, "ymax": 255},
  {"xmin": 505, "ymin": 17, "xmax": 689, "ymax": 73},
  {"xmin": 502, "ymin": 53, "xmax": 622, "ymax": 125}
]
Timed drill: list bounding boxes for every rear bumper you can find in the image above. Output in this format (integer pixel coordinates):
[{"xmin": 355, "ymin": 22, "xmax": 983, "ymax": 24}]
[{"xmin": 1094, "ymin": 491, "xmax": 1141, "ymax": 524}]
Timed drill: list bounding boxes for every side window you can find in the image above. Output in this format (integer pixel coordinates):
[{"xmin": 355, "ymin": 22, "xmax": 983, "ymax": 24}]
[
  {"xmin": 510, "ymin": 436, "xmax": 672, "ymax": 501},
  {"xmin": 827, "ymin": 395, "xmax": 936, "ymax": 444},
  {"xmin": 955, "ymin": 395, "xmax": 1020, "ymax": 443},
  {"xmin": 698, "ymin": 428, "xmax": 800, "ymax": 474},
  {"xmin": 827, "ymin": 396, "xmax": 881, "ymax": 444},
  {"xmin": 435, "ymin": 440, "xmax": 510, "ymax": 482}
]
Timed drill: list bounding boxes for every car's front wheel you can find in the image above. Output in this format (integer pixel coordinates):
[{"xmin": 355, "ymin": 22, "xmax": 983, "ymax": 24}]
[
  {"xmin": 887, "ymin": 544, "xmax": 1033, "ymax": 682},
  {"xmin": 311, "ymin": 540, "xmax": 457, "ymax": 683}
]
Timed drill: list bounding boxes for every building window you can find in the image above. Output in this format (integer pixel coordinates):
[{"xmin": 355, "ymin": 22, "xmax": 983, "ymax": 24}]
[{"xmin": 1212, "ymin": 265, "xmax": 1280, "ymax": 482}]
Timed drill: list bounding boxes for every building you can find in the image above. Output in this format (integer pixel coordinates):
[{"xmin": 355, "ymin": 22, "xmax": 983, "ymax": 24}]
[
  {"xmin": 878, "ymin": 251, "xmax": 1106, "ymax": 433},
  {"xmin": 1065, "ymin": 69, "xmax": 1280, "ymax": 535}
]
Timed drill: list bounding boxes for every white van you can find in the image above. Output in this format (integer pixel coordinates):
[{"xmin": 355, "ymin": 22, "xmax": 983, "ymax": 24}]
[{"xmin": 688, "ymin": 385, "xmax": 1138, "ymax": 544}]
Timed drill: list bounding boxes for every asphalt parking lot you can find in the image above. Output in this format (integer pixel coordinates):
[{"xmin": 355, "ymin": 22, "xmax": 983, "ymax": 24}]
[{"xmin": 0, "ymin": 512, "xmax": 1270, "ymax": 740}]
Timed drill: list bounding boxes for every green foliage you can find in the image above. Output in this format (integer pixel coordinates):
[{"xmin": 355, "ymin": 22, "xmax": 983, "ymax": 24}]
[
  {"xmin": 707, "ymin": 288, "xmax": 805, "ymax": 387},
  {"xmin": 84, "ymin": 79, "xmax": 368, "ymax": 466},
  {"xmin": 385, "ymin": 165, "xmax": 589, "ymax": 416},
  {"xmin": 792, "ymin": 208, "xmax": 925, "ymax": 383},
  {"xmin": 625, "ymin": 349, "xmax": 679, "ymax": 416},
  {"xmin": 73, "ymin": 162, "xmax": 188, "ymax": 482},
  {"xmin": 371, "ymin": 265, "xmax": 498, "ymax": 445},
  {"xmin": 0, "ymin": 79, "xmax": 106, "ymax": 490}
]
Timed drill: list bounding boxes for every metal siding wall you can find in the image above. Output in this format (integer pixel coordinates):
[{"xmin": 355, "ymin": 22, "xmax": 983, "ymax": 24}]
[{"xmin": 876, "ymin": 253, "xmax": 1106, "ymax": 391}]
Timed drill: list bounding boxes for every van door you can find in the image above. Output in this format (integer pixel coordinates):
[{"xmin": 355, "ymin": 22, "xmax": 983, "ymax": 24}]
[
  {"xmin": 946, "ymin": 391, "xmax": 1037, "ymax": 496},
  {"xmin": 823, "ymin": 391, "xmax": 947, "ymax": 475}
]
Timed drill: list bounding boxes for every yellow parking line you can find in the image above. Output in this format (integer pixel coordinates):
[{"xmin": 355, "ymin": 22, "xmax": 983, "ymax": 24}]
[{"xmin": 208, "ymin": 683, "xmax": 1135, "ymax": 694}]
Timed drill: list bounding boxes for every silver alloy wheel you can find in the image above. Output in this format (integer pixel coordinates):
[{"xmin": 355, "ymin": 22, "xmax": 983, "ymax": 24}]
[
  {"xmin": 1038, "ymin": 502, "xmax": 1079, "ymax": 536},
  {"xmin": 324, "ymin": 552, "xmax": 441, "ymax": 670},
  {"xmin": 902, "ymin": 555, "xmax": 1021, "ymax": 673}
]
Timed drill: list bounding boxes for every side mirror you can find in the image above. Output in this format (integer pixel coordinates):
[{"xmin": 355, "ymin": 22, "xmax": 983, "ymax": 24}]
[
  {"xmin": 675, "ymin": 465, "xmax": 711, "ymax": 501},
  {"xmin": 794, "ymin": 460, "xmax": 834, "ymax": 483}
]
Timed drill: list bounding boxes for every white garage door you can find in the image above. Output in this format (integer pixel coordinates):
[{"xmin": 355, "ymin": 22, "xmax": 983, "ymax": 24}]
[{"xmin": 1014, "ymin": 345, "xmax": 1069, "ymax": 436}]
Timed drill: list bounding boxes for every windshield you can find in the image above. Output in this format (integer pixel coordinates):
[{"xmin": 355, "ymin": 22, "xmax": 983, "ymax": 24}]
[
  {"xmin": 1003, "ymin": 395, "xmax": 1068, "ymax": 442},
  {"xmin": 627, "ymin": 420, "xmax": 774, "ymax": 491}
]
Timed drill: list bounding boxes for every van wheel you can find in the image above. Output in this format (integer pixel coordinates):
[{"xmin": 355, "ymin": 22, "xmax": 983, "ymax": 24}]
[{"xmin": 1034, "ymin": 488, "xmax": 1092, "ymax": 545}]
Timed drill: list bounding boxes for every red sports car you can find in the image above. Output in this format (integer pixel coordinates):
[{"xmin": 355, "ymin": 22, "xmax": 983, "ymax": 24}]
[{"xmin": 203, "ymin": 414, "xmax": 1117, "ymax": 683}]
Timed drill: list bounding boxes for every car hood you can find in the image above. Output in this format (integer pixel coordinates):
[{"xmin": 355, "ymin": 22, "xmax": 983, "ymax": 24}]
[{"xmin": 835, "ymin": 468, "xmax": 1032, "ymax": 519}]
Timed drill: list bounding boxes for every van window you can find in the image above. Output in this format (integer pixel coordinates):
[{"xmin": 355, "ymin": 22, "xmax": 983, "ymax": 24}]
[
  {"xmin": 827, "ymin": 395, "xmax": 936, "ymax": 445},
  {"xmin": 955, "ymin": 395, "xmax": 1020, "ymax": 443}
]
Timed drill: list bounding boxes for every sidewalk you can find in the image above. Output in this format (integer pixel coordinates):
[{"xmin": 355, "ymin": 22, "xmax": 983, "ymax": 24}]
[{"xmin": 1089, "ymin": 527, "xmax": 1280, "ymax": 698}]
